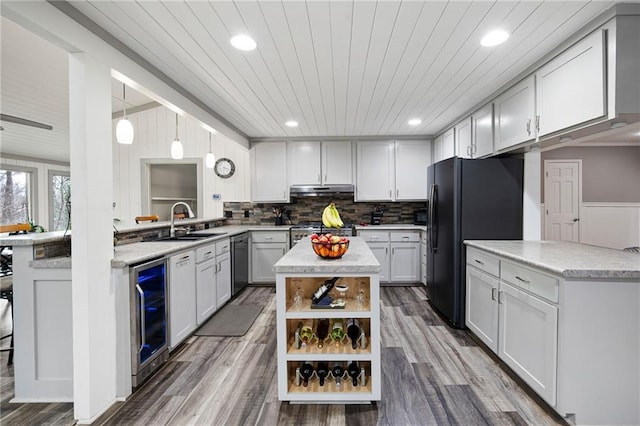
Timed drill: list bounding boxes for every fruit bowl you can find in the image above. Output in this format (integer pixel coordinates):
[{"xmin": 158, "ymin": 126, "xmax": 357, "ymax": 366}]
[{"xmin": 312, "ymin": 240, "xmax": 350, "ymax": 259}]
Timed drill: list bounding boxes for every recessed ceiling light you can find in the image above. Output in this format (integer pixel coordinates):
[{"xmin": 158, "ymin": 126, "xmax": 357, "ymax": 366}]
[
  {"xmin": 408, "ymin": 118, "xmax": 422, "ymax": 126},
  {"xmin": 285, "ymin": 120, "xmax": 298, "ymax": 127},
  {"xmin": 230, "ymin": 34, "xmax": 256, "ymax": 51},
  {"xmin": 481, "ymin": 29, "xmax": 509, "ymax": 47}
]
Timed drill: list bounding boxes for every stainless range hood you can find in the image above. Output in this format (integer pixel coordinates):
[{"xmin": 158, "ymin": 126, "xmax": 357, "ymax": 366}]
[{"xmin": 290, "ymin": 184, "xmax": 354, "ymax": 197}]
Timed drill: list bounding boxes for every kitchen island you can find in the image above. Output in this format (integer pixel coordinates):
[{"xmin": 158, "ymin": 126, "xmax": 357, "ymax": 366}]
[
  {"xmin": 464, "ymin": 240, "xmax": 640, "ymax": 426},
  {"xmin": 273, "ymin": 237, "xmax": 381, "ymax": 402}
]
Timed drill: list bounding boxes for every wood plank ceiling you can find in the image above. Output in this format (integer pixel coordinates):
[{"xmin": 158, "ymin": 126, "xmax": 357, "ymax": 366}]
[
  {"xmin": 0, "ymin": 1, "xmax": 620, "ymax": 164},
  {"xmin": 68, "ymin": 0, "xmax": 614, "ymax": 139}
]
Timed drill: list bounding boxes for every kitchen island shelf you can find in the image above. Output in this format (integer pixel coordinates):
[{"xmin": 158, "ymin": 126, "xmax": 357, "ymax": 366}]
[{"xmin": 274, "ymin": 237, "xmax": 381, "ymax": 403}]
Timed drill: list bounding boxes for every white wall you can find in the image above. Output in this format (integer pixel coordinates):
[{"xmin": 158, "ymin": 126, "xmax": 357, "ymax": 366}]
[
  {"xmin": 581, "ymin": 203, "xmax": 640, "ymax": 250},
  {"xmin": 112, "ymin": 105, "xmax": 250, "ymax": 224},
  {"xmin": 0, "ymin": 156, "xmax": 70, "ymax": 229}
]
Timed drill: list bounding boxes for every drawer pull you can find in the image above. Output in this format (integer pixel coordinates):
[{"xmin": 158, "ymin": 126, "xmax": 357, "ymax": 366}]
[
  {"xmin": 491, "ymin": 287, "xmax": 497, "ymax": 301},
  {"xmin": 264, "ymin": 237, "xmax": 273, "ymax": 240},
  {"xmin": 474, "ymin": 259, "xmax": 485, "ymax": 265},
  {"xmin": 515, "ymin": 275, "xmax": 530, "ymax": 284},
  {"xmin": 205, "ymin": 251, "xmax": 212, "ymax": 255}
]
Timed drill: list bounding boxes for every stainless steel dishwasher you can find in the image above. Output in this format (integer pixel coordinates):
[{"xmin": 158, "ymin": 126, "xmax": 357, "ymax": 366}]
[{"xmin": 231, "ymin": 232, "xmax": 249, "ymax": 296}]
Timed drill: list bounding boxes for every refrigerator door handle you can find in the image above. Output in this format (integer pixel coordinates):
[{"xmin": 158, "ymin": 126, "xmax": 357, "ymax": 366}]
[
  {"xmin": 432, "ymin": 184, "xmax": 438, "ymax": 253},
  {"xmin": 428, "ymin": 184, "xmax": 435, "ymax": 253}
]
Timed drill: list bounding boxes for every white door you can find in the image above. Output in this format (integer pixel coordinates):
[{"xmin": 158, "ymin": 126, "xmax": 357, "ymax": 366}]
[
  {"xmin": 494, "ymin": 76, "xmax": 536, "ymax": 151},
  {"xmin": 367, "ymin": 243, "xmax": 389, "ymax": 283},
  {"xmin": 455, "ymin": 118, "xmax": 472, "ymax": 159},
  {"xmin": 196, "ymin": 259, "xmax": 217, "ymax": 325},
  {"xmin": 465, "ymin": 266, "xmax": 498, "ymax": 353},
  {"xmin": 390, "ymin": 242, "xmax": 420, "ymax": 282},
  {"xmin": 355, "ymin": 141, "xmax": 394, "ymax": 201},
  {"xmin": 288, "ymin": 141, "xmax": 321, "ymax": 185},
  {"xmin": 395, "ymin": 140, "xmax": 431, "ymax": 200},
  {"xmin": 169, "ymin": 251, "xmax": 196, "ymax": 349},
  {"xmin": 472, "ymin": 104, "xmax": 494, "ymax": 158},
  {"xmin": 322, "ymin": 141, "xmax": 352, "ymax": 184},
  {"xmin": 498, "ymin": 281, "xmax": 558, "ymax": 406},
  {"xmin": 216, "ymin": 252, "xmax": 231, "ymax": 307},
  {"xmin": 544, "ymin": 160, "xmax": 581, "ymax": 242},
  {"xmin": 442, "ymin": 128, "xmax": 455, "ymax": 159}
]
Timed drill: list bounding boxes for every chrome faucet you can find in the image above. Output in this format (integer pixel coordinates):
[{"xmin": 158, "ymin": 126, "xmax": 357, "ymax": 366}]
[{"xmin": 170, "ymin": 202, "xmax": 195, "ymax": 237}]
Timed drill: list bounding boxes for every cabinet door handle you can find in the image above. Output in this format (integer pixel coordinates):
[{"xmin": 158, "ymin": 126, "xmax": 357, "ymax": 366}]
[
  {"xmin": 526, "ymin": 118, "xmax": 531, "ymax": 135},
  {"xmin": 491, "ymin": 287, "xmax": 497, "ymax": 301},
  {"xmin": 535, "ymin": 115, "xmax": 540, "ymax": 132},
  {"xmin": 515, "ymin": 275, "xmax": 530, "ymax": 284},
  {"xmin": 498, "ymin": 290, "xmax": 504, "ymax": 304},
  {"xmin": 471, "ymin": 144, "xmax": 477, "ymax": 155},
  {"xmin": 389, "ymin": 189, "xmax": 392, "ymax": 198},
  {"xmin": 392, "ymin": 248, "xmax": 395, "ymax": 255},
  {"xmin": 324, "ymin": 174, "xmax": 327, "ymax": 182},
  {"xmin": 474, "ymin": 259, "xmax": 484, "ymax": 265},
  {"xmin": 385, "ymin": 247, "xmax": 388, "ymax": 254},
  {"xmin": 396, "ymin": 189, "xmax": 399, "ymax": 198}
]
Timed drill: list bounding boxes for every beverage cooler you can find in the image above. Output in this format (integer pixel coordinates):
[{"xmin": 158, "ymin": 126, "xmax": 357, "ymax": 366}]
[{"xmin": 130, "ymin": 257, "xmax": 169, "ymax": 387}]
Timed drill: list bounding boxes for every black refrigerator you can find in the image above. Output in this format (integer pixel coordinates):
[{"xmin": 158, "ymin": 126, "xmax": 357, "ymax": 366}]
[{"xmin": 426, "ymin": 156, "xmax": 523, "ymax": 328}]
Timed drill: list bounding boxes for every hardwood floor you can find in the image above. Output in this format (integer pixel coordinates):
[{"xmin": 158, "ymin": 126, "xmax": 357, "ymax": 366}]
[{"xmin": 1, "ymin": 287, "xmax": 565, "ymax": 426}]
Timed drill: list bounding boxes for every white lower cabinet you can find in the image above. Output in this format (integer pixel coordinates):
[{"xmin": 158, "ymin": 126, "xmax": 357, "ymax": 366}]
[
  {"xmin": 498, "ymin": 280, "xmax": 558, "ymax": 405},
  {"xmin": 169, "ymin": 250, "xmax": 197, "ymax": 349},
  {"xmin": 465, "ymin": 266, "xmax": 499, "ymax": 353},
  {"xmin": 216, "ymin": 251, "xmax": 231, "ymax": 307},
  {"xmin": 359, "ymin": 230, "xmax": 420, "ymax": 283},
  {"xmin": 250, "ymin": 231, "xmax": 289, "ymax": 283},
  {"xmin": 196, "ymin": 258, "xmax": 217, "ymax": 325},
  {"xmin": 366, "ymin": 243, "xmax": 389, "ymax": 283}
]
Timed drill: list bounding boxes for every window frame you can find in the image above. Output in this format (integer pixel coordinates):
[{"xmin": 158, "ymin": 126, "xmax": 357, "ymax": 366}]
[
  {"xmin": 48, "ymin": 169, "xmax": 71, "ymax": 231},
  {"xmin": 0, "ymin": 164, "xmax": 38, "ymax": 226}
]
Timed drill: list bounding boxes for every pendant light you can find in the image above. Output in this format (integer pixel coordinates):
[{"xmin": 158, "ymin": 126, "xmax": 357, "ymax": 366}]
[
  {"xmin": 205, "ymin": 132, "xmax": 215, "ymax": 169},
  {"xmin": 116, "ymin": 83, "xmax": 134, "ymax": 144},
  {"xmin": 171, "ymin": 113, "xmax": 184, "ymax": 159}
]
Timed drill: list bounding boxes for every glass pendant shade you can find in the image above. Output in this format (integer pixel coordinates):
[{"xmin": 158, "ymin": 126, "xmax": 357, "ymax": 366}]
[
  {"xmin": 171, "ymin": 139, "xmax": 183, "ymax": 160},
  {"xmin": 205, "ymin": 132, "xmax": 215, "ymax": 168},
  {"xmin": 116, "ymin": 118, "xmax": 134, "ymax": 144},
  {"xmin": 116, "ymin": 83, "xmax": 134, "ymax": 144}
]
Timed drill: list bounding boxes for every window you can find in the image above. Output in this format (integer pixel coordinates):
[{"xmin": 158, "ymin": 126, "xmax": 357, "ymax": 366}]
[
  {"xmin": 49, "ymin": 170, "xmax": 71, "ymax": 231},
  {"xmin": 0, "ymin": 167, "xmax": 35, "ymax": 226}
]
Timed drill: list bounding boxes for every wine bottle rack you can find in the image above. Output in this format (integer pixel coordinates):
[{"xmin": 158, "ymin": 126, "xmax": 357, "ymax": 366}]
[
  {"xmin": 287, "ymin": 361, "xmax": 373, "ymax": 394},
  {"xmin": 276, "ymin": 272, "xmax": 380, "ymax": 403}
]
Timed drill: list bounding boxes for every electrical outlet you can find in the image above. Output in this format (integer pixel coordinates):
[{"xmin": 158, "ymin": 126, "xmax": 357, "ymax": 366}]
[{"xmin": 244, "ymin": 210, "xmax": 250, "ymax": 218}]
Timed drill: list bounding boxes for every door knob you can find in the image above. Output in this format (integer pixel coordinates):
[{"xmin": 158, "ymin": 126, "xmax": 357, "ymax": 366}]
[{"xmin": 573, "ymin": 218, "xmax": 580, "ymax": 222}]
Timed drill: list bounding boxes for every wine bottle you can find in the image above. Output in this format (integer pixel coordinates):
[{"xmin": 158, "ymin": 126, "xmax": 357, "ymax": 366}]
[
  {"xmin": 316, "ymin": 318, "xmax": 329, "ymax": 349},
  {"xmin": 346, "ymin": 318, "xmax": 361, "ymax": 350},
  {"xmin": 295, "ymin": 321, "xmax": 303, "ymax": 349},
  {"xmin": 300, "ymin": 361, "xmax": 314, "ymax": 387},
  {"xmin": 347, "ymin": 361, "xmax": 360, "ymax": 386},
  {"xmin": 316, "ymin": 361, "xmax": 329, "ymax": 386},
  {"xmin": 332, "ymin": 363, "xmax": 344, "ymax": 387},
  {"xmin": 311, "ymin": 277, "xmax": 339, "ymax": 304},
  {"xmin": 299, "ymin": 319, "xmax": 314, "ymax": 348},
  {"xmin": 330, "ymin": 319, "xmax": 345, "ymax": 345}
]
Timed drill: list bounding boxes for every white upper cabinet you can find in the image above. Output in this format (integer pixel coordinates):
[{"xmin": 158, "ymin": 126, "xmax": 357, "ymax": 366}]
[
  {"xmin": 395, "ymin": 140, "xmax": 431, "ymax": 200},
  {"xmin": 535, "ymin": 30, "xmax": 605, "ymax": 137},
  {"xmin": 472, "ymin": 104, "xmax": 494, "ymax": 158},
  {"xmin": 494, "ymin": 76, "xmax": 536, "ymax": 152},
  {"xmin": 287, "ymin": 141, "xmax": 321, "ymax": 185},
  {"xmin": 442, "ymin": 128, "xmax": 456, "ymax": 160},
  {"xmin": 321, "ymin": 141, "xmax": 352, "ymax": 185},
  {"xmin": 432, "ymin": 134, "xmax": 444, "ymax": 164},
  {"xmin": 355, "ymin": 141, "xmax": 395, "ymax": 201},
  {"xmin": 287, "ymin": 141, "xmax": 353, "ymax": 185},
  {"xmin": 454, "ymin": 117, "xmax": 472, "ymax": 159},
  {"xmin": 251, "ymin": 142, "xmax": 289, "ymax": 203}
]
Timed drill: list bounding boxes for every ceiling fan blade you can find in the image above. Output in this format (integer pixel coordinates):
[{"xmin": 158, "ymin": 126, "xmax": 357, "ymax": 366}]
[{"xmin": 0, "ymin": 113, "xmax": 53, "ymax": 130}]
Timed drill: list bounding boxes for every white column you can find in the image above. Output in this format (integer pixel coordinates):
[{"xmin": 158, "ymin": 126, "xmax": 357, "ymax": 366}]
[
  {"xmin": 68, "ymin": 53, "xmax": 116, "ymax": 423},
  {"xmin": 523, "ymin": 149, "xmax": 542, "ymax": 240}
]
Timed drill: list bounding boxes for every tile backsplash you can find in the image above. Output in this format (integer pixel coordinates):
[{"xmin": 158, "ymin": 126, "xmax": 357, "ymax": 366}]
[{"xmin": 223, "ymin": 195, "xmax": 426, "ymax": 226}]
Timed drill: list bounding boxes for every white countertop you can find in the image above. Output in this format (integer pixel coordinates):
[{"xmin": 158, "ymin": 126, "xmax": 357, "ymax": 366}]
[
  {"xmin": 273, "ymin": 237, "xmax": 381, "ymax": 274},
  {"xmin": 464, "ymin": 240, "xmax": 640, "ymax": 279},
  {"xmin": 0, "ymin": 230, "xmax": 71, "ymax": 246},
  {"xmin": 355, "ymin": 224, "xmax": 427, "ymax": 231}
]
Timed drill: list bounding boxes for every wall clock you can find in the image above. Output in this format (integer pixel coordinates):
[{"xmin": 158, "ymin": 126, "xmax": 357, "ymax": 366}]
[{"xmin": 214, "ymin": 157, "xmax": 235, "ymax": 178}]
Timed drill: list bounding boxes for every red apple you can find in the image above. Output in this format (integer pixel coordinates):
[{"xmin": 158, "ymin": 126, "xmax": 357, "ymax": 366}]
[
  {"xmin": 319, "ymin": 236, "xmax": 329, "ymax": 243},
  {"xmin": 310, "ymin": 233, "xmax": 318, "ymax": 240}
]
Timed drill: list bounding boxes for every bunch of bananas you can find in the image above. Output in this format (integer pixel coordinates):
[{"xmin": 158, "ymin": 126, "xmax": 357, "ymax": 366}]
[{"xmin": 322, "ymin": 202, "xmax": 344, "ymax": 228}]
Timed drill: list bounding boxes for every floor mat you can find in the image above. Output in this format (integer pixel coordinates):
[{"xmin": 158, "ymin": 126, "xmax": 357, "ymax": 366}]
[{"xmin": 194, "ymin": 304, "xmax": 264, "ymax": 336}]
